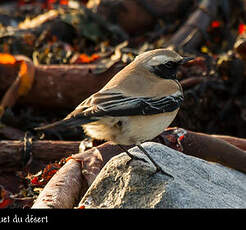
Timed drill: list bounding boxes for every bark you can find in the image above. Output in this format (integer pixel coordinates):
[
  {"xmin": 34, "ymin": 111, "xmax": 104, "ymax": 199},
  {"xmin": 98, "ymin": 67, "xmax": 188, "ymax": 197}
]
[
  {"xmin": 180, "ymin": 76, "xmax": 205, "ymax": 89},
  {"xmin": 159, "ymin": 129, "xmax": 246, "ymax": 174},
  {"xmin": 211, "ymin": 134, "xmax": 246, "ymax": 151},
  {"xmin": 0, "ymin": 140, "xmax": 80, "ymax": 172},
  {"xmin": 0, "ymin": 62, "xmax": 125, "ymax": 109},
  {"xmin": 167, "ymin": 0, "xmax": 218, "ymax": 50},
  {"xmin": 72, "ymin": 142, "xmax": 128, "ymax": 186},
  {"xmin": 96, "ymin": 0, "xmax": 195, "ymax": 34},
  {"xmin": 31, "ymin": 159, "xmax": 85, "ymax": 208},
  {"xmin": 182, "ymin": 131, "xmax": 246, "ymax": 173}
]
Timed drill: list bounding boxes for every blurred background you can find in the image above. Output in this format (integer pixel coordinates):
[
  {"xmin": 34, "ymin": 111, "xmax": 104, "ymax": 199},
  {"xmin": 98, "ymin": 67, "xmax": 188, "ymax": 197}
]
[{"xmin": 1, "ymin": 0, "xmax": 246, "ymax": 208}]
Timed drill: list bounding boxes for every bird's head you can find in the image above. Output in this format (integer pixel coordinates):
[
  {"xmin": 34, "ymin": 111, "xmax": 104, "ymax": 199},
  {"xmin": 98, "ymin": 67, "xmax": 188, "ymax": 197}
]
[{"xmin": 134, "ymin": 49, "xmax": 193, "ymax": 80}]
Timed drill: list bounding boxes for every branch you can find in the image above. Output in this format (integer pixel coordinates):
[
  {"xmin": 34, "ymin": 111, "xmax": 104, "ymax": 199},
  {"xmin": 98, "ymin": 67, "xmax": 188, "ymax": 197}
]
[
  {"xmin": 158, "ymin": 128, "xmax": 246, "ymax": 173},
  {"xmin": 0, "ymin": 140, "xmax": 80, "ymax": 172},
  {"xmin": 167, "ymin": 0, "xmax": 218, "ymax": 50},
  {"xmin": 0, "ymin": 61, "xmax": 125, "ymax": 109}
]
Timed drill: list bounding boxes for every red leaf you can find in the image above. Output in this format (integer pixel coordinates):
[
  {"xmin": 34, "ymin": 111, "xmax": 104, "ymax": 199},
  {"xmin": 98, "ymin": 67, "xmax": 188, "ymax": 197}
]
[
  {"xmin": 31, "ymin": 177, "xmax": 40, "ymax": 186},
  {"xmin": 238, "ymin": 23, "xmax": 246, "ymax": 35},
  {"xmin": 211, "ymin": 20, "xmax": 220, "ymax": 28}
]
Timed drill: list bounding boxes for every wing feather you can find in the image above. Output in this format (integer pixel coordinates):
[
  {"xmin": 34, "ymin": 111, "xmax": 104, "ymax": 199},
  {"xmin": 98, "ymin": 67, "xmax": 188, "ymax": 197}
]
[
  {"xmin": 73, "ymin": 91, "xmax": 184, "ymax": 118},
  {"xmin": 35, "ymin": 91, "xmax": 183, "ymax": 131}
]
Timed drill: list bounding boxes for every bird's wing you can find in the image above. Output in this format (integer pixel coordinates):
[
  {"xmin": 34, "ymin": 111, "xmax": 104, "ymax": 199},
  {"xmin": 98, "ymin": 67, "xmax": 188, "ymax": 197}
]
[
  {"xmin": 35, "ymin": 91, "xmax": 183, "ymax": 131},
  {"xmin": 71, "ymin": 91, "xmax": 184, "ymax": 118}
]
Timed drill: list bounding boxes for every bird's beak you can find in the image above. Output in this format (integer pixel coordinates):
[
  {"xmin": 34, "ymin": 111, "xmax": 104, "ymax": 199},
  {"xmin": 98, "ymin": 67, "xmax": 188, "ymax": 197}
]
[{"xmin": 180, "ymin": 57, "xmax": 194, "ymax": 64}]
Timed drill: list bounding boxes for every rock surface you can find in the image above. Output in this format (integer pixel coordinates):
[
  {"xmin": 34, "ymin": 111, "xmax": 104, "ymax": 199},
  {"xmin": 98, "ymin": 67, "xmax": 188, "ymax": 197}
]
[{"xmin": 79, "ymin": 142, "xmax": 246, "ymax": 208}]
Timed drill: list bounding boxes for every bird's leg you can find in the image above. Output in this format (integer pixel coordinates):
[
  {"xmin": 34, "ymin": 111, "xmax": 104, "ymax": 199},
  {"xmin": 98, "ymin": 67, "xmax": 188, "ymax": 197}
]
[
  {"xmin": 118, "ymin": 144, "xmax": 148, "ymax": 164},
  {"xmin": 137, "ymin": 144, "xmax": 173, "ymax": 177}
]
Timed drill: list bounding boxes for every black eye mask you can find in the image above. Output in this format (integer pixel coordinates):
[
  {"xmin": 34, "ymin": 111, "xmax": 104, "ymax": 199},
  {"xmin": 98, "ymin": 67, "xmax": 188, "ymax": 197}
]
[{"xmin": 151, "ymin": 61, "xmax": 179, "ymax": 79}]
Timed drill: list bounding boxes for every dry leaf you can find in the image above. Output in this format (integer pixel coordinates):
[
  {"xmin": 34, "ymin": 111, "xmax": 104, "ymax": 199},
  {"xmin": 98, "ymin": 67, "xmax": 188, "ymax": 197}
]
[
  {"xmin": 0, "ymin": 55, "xmax": 35, "ymax": 118},
  {"xmin": 17, "ymin": 60, "xmax": 35, "ymax": 96}
]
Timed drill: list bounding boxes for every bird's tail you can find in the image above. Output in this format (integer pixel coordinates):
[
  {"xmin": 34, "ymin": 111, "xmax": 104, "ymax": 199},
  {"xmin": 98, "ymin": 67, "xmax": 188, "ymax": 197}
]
[{"xmin": 34, "ymin": 116, "xmax": 97, "ymax": 131}]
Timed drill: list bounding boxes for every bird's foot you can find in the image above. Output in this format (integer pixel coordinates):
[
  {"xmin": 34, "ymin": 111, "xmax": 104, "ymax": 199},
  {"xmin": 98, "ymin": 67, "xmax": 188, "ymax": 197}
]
[
  {"xmin": 118, "ymin": 144, "xmax": 148, "ymax": 165},
  {"xmin": 125, "ymin": 154, "xmax": 148, "ymax": 166},
  {"xmin": 150, "ymin": 164, "xmax": 173, "ymax": 178},
  {"xmin": 118, "ymin": 144, "xmax": 173, "ymax": 178},
  {"xmin": 137, "ymin": 144, "xmax": 173, "ymax": 178}
]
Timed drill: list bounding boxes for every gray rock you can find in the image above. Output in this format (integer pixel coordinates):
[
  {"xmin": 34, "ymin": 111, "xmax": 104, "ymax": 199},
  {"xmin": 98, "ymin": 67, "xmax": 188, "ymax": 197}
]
[{"xmin": 79, "ymin": 142, "xmax": 246, "ymax": 208}]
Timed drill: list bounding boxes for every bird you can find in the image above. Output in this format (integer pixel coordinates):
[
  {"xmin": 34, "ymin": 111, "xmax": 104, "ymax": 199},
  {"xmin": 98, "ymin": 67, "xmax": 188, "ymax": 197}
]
[{"xmin": 35, "ymin": 48, "xmax": 193, "ymax": 175}]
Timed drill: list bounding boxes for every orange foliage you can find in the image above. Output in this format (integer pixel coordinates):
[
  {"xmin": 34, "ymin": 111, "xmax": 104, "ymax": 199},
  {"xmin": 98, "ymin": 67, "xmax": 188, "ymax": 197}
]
[
  {"xmin": 77, "ymin": 53, "xmax": 100, "ymax": 64},
  {"xmin": 60, "ymin": 0, "xmax": 69, "ymax": 5},
  {"xmin": 0, "ymin": 53, "xmax": 16, "ymax": 65},
  {"xmin": 17, "ymin": 61, "xmax": 35, "ymax": 96}
]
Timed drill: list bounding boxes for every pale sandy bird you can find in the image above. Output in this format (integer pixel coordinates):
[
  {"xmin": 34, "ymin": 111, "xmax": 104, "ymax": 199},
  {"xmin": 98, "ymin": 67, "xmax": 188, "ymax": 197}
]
[{"xmin": 35, "ymin": 49, "xmax": 193, "ymax": 175}]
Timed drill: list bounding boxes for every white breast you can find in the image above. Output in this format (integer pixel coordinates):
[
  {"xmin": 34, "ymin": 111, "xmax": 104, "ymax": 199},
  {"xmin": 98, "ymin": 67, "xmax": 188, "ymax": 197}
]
[
  {"xmin": 118, "ymin": 110, "xmax": 179, "ymax": 145},
  {"xmin": 82, "ymin": 109, "xmax": 179, "ymax": 146}
]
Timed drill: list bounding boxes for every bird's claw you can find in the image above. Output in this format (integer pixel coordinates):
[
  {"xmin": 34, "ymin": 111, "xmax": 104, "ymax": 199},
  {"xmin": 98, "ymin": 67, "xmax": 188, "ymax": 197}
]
[{"xmin": 126, "ymin": 155, "xmax": 148, "ymax": 166}]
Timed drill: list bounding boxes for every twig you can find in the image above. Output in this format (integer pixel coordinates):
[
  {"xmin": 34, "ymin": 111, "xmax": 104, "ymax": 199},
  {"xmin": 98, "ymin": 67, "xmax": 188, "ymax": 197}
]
[{"xmin": 167, "ymin": 0, "xmax": 218, "ymax": 51}]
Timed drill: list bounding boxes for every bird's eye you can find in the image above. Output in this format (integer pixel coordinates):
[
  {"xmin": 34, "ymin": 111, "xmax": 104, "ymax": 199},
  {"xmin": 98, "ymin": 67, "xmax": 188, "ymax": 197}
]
[
  {"xmin": 164, "ymin": 61, "xmax": 176, "ymax": 69},
  {"xmin": 157, "ymin": 64, "xmax": 166, "ymax": 72},
  {"xmin": 150, "ymin": 61, "xmax": 178, "ymax": 79}
]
